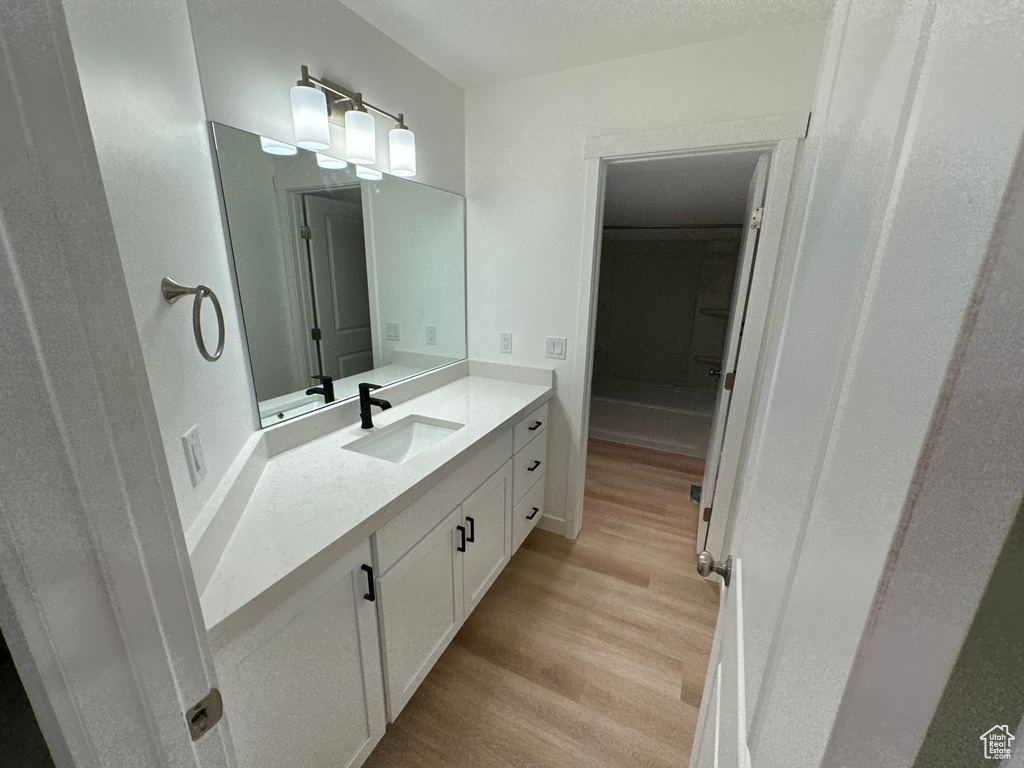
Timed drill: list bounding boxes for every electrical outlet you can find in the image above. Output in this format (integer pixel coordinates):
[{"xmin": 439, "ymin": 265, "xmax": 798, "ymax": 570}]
[
  {"xmin": 500, "ymin": 332, "xmax": 512, "ymax": 354},
  {"xmin": 426, "ymin": 325, "xmax": 437, "ymax": 345},
  {"xmin": 386, "ymin": 322, "xmax": 401, "ymax": 341},
  {"xmin": 545, "ymin": 336, "xmax": 567, "ymax": 360},
  {"xmin": 182, "ymin": 426, "xmax": 206, "ymax": 487}
]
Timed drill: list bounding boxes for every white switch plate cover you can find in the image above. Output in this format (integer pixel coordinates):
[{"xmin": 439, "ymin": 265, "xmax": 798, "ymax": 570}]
[
  {"xmin": 386, "ymin": 322, "xmax": 401, "ymax": 341},
  {"xmin": 500, "ymin": 332, "xmax": 512, "ymax": 354},
  {"xmin": 545, "ymin": 336, "xmax": 567, "ymax": 360},
  {"xmin": 182, "ymin": 426, "xmax": 206, "ymax": 487},
  {"xmin": 426, "ymin": 325, "xmax": 437, "ymax": 345}
]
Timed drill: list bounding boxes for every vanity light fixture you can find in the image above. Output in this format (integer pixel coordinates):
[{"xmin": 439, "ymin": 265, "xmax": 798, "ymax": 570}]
[
  {"xmin": 259, "ymin": 136, "xmax": 298, "ymax": 156},
  {"xmin": 355, "ymin": 165, "xmax": 383, "ymax": 180},
  {"xmin": 316, "ymin": 153, "xmax": 348, "ymax": 170},
  {"xmin": 345, "ymin": 106, "xmax": 376, "ymax": 166},
  {"xmin": 294, "ymin": 65, "xmax": 415, "ymax": 176},
  {"xmin": 389, "ymin": 118, "xmax": 416, "ymax": 177},
  {"xmin": 290, "ymin": 84, "xmax": 331, "ymax": 150}
]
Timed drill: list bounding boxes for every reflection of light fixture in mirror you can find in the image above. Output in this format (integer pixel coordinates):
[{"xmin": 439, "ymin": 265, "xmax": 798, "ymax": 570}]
[
  {"xmin": 294, "ymin": 65, "xmax": 415, "ymax": 176},
  {"xmin": 316, "ymin": 153, "xmax": 348, "ymax": 170},
  {"xmin": 290, "ymin": 84, "xmax": 330, "ymax": 150},
  {"xmin": 355, "ymin": 165, "xmax": 383, "ymax": 180},
  {"xmin": 389, "ymin": 116, "xmax": 416, "ymax": 177},
  {"xmin": 260, "ymin": 137, "xmax": 297, "ymax": 156}
]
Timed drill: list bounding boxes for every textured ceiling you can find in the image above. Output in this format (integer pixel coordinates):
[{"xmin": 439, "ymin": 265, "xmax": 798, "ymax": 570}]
[
  {"xmin": 603, "ymin": 150, "xmax": 765, "ymax": 228},
  {"xmin": 338, "ymin": 0, "xmax": 835, "ymax": 88}
]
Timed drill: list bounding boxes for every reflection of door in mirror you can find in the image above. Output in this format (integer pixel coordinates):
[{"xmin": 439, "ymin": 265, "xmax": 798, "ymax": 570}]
[
  {"xmin": 210, "ymin": 121, "xmax": 467, "ymax": 429},
  {"xmin": 302, "ymin": 192, "xmax": 374, "ymax": 382}
]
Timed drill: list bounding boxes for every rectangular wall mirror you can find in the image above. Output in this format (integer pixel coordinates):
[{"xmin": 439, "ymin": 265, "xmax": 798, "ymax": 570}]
[{"xmin": 210, "ymin": 122, "xmax": 467, "ymax": 427}]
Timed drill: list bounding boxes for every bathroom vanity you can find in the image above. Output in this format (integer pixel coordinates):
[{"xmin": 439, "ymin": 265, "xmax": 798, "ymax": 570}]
[{"xmin": 193, "ymin": 364, "xmax": 552, "ymax": 767}]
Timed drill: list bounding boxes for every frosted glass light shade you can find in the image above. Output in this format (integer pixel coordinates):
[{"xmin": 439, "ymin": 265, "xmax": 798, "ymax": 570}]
[
  {"xmin": 355, "ymin": 165, "xmax": 382, "ymax": 180},
  {"xmin": 389, "ymin": 126, "xmax": 416, "ymax": 177},
  {"xmin": 345, "ymin": 109, "xmax": 376, "ymax": 165},
  {"xmin": 259, "ymin": 136, "xmax": 297, "ymax": 156},
  {"xmin": 290, "ymin": 85, "xmax": 330, "ymax": 150},
  {"xmin": 316, "ymin": 153, "xmax": 348, "ymax": 170}
]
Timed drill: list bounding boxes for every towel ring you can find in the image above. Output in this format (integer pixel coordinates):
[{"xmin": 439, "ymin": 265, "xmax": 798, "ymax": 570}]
[{"xmin": 161, "ymin": 277, "xmax": 225, "ymax": 362}]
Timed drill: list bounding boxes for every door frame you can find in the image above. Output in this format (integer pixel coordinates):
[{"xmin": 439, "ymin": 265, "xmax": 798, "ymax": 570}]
[
  {"xmin": 565, "ymin": 113, "xmax": 807, "ymax": 559},
  {"xmin": 0, "ymin": 1, "xmax": 236, "ymax": 765}
]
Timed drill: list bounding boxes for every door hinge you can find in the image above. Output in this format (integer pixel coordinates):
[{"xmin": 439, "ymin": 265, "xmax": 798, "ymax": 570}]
[
  {"xmin": 300, "ymin": 225, "xmax": 312, "ymax": 240},
  {"xmin": 703, "ymin": 506, "xmax": 713, "ymax": 523},
  {"xmin": 724, "ymin": 371, "xmax": 735, "ymax": 391},
  {"xmin": 311, "ymin": 328, "xmax": 322, "ymax": 342},
  {"xmin": 750, "ymin": 207, "xmax": 764, "ymax": 230},
  {"xmin": 185, "ymin": 688, "xmax": 223, "ymax": 742}
]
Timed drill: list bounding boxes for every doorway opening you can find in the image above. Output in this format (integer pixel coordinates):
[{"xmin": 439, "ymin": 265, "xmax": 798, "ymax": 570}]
[
  {"xmin": 584, "ymin": 148, "xmax": 768, "ymax": 549},
  {"xmin": 589, "ymin": 150, "xmax": 763, "ymax": 454}
]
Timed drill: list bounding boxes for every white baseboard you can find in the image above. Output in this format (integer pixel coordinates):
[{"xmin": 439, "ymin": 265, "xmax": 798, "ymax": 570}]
[{"xmin": 535, "ymin": 515, "xmax": 566, "ymax": 537}]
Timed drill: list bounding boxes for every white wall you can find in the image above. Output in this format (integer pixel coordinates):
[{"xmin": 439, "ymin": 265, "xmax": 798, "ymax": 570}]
[
  {"xmin": 62, "ymin": 0, "xmax": 465, "ymax": 534},
  {"xmin": 61, "ymin": 0, "xmax": 257, "ymax": 536},
  {"xmin": 464, "ymin": 22, "xmax": 827, "ymax": 529}
]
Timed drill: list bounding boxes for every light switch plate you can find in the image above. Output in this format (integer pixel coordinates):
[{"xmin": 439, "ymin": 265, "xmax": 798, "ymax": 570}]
[
  {"xmin": 182, "ymin": 426, "xmax": 206, "ymax": 487},
  {"xmin": 545, "ymin": 336, "xmax": 567, "ymax": 360},
  {"xmin": 386, "ymin": 322, "xmax": 401, "ymax": 341},
  {"xmin": 426, "ymin": 325, "xmax": 437, "ymax": 345},
  {"xmin": 500, "ymin": 332, "xmax": 512, "ymax": 354}
]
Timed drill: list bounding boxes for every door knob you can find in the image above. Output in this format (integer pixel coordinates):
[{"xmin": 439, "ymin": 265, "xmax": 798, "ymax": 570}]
[{"xmin": 696, "ymin": 551, "xmax": 732, "ymax": 587}]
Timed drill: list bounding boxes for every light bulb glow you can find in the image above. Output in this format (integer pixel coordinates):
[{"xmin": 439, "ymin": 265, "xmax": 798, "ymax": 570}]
[
  {"xmin": 316, "ymin": 153, "xmax": 348, "ymax": 170},
  {"xmin": 345, "ymin": 109, "xmax": 376, "ymax": 165},
  {"xmin": 355, "ymin": 165, "xmax": 382, "ymax": 180},
  {"xmin": 389, "ymin": 126, "xmax": 416, "ymax": 177},
  {"xmin": 290, "ymin": 85, "xmax": 330, "ymax": 150},
  {"xmin": 260, "ymin": 136, "xmax": 297, "ymax": 156}
]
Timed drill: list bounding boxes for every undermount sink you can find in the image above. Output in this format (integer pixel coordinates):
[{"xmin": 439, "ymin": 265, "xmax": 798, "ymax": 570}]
[{"xmin": 343, "ymin": 415, "xmax": 464, "ymax": 464}]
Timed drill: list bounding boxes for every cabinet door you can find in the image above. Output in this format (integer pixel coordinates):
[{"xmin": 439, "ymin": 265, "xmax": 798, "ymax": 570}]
[
  {"xmin": 462, "ymin": 461, "xmax": 512, "ymax": 614},
  {"xmin": 212, "ymin": 539, "xmax": 385, "ymax": 768},
  {"xmin": 376, "ymin": 505, "xmax": 464, "ymax": 721}
]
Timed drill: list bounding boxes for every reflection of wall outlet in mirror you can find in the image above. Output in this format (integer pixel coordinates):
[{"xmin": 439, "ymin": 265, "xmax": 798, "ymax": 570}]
[
  {"xmin": 386, "ymin": 322, "xmax": 401, "ymax": 341},
  {"xmin": 545, "ymin": 336, "xmax": 567, "ymax": 360},
  {"xmin": 500, "ymin": 332, "xmax": 512, "ymax": 354},
  {"xmin": 426, "ymin": 325, "xmax": 437, "ymax": 345},
  {"xmin": 182, "ymin": 426, "xmax": 206, "ymax": 487}
]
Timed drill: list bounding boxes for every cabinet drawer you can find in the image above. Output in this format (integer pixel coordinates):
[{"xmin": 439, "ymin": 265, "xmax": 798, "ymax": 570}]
[
  {"xmin": 514, "ymin": 402, "xmax": 549, "ymax": 453},
  {"xmin": 513, "ymin": 431, "xmax": 547, "ymax": 505},
  {"xmin": 511, "ymin": 476, "xmax": 544, "ymax": 555}
]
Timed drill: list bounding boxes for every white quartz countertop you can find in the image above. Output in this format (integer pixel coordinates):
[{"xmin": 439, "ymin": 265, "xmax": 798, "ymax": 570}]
[{"xmin": 201, "ymin": 375, "xmax": 552, "ymax": 630}]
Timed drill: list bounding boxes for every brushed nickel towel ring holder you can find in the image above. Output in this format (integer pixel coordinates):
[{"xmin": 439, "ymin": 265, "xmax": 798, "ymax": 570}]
[{"xmin": 161, "ymin": 277, "xmax": 225, "ymax": 362}]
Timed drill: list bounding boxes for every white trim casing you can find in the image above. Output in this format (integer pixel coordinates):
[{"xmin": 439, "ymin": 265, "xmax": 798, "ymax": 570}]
[
  {"xmin": 0, "ymin": 1, "xmax": 235, "ymax": 765},
  {"xmin": 566, "ymin": 114, "xmax": 807, "ymax": 545}
]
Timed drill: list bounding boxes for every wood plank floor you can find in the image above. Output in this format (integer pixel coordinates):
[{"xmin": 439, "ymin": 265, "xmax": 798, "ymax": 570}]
[{"xmin": 363, "ymin": 439, "xmax": 719, "ymax": 768}]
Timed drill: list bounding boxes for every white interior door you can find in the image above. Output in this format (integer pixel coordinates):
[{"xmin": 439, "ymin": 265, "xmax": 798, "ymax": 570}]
[
  {"xmin": 697, "ymin": 154, "xmax": 769, "ymax": 552},
  {"xmin": 304, "ymin": 193, "xmax": 374, "ymax": 381}
]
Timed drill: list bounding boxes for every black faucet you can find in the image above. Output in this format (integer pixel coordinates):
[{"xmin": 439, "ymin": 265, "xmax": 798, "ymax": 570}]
[
  {"xmin": 305, "ymin": 374, "xmax": 335, "ymax": 404},
  {"xmin": 359, "ymin": 382, "xmax": 392, "ymax": 429}
]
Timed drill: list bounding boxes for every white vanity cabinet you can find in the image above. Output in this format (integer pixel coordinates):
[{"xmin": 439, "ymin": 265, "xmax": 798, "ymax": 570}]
[
  {"xmin": 373, "ymin": 432, "xmax": 513, "ymax": 721},
  {"xmin": 461, "ymin": 461, "xmax": 512, "ymax": 613},
  {"xmin": 375, "ymin": 504, "xmax": 465, "ymax": 721},
  {"xmin": 511, "ymin": 403, "xmax": 548, "ymax": 554},
  {"xmin": 209, "ymin": 537, "xmax": 385, "ymax": 768}
]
